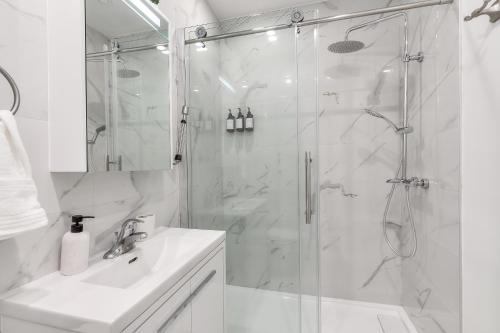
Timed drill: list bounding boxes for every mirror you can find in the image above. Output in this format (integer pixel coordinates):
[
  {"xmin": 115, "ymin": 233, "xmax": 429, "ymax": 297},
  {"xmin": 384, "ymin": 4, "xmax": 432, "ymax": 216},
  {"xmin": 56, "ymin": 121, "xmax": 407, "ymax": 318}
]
[{"xmin": 85, "ymin": 0, "xmax": 171, "ymax": 172}]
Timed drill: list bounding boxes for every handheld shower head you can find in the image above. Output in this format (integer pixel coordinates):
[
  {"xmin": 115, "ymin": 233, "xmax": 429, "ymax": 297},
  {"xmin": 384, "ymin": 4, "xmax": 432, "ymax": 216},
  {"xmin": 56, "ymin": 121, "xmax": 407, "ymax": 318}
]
[
  {"xmin": 88, "ymin": 125, "xmax": 106, "ymax": 144},
  {"xmin": 95, "ymin": 125, "xmax": 106, "ymax": 134},
  {"xmin": 364, "ymin": 109, "xmax": 400, "ymax": 133}
]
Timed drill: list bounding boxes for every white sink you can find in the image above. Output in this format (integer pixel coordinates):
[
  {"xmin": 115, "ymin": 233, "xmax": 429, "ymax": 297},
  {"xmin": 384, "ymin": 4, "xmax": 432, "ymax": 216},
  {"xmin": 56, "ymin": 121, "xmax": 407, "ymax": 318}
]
[
  {"xmin": 84, "ymin": 247, "xmax": 157, "ymax": 289},
  {"xmin": 84, "ymin": 232, "xmax": 192, "ymax": 289},
  {"xmin": 0, "ymin": 228, "xmax": 225, "ymax": 333}
]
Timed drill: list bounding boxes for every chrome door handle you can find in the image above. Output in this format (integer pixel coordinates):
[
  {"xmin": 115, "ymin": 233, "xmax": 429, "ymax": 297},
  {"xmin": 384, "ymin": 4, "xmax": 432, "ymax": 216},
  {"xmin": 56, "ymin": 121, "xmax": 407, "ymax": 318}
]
[
  {"xmin": 157, "ymin": 270, "xmax": 216, "ymax": 333},
  {"xmin": 305, "ymin": 152, "xmax": 313, "ymax": 225}
]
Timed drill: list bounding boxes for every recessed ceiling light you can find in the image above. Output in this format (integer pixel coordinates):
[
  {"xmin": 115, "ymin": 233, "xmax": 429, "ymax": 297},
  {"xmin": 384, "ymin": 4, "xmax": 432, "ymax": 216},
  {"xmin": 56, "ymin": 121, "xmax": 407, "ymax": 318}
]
[{"xmin": 156, "ymin": 45, "xmax": 167, "ymax": 51}]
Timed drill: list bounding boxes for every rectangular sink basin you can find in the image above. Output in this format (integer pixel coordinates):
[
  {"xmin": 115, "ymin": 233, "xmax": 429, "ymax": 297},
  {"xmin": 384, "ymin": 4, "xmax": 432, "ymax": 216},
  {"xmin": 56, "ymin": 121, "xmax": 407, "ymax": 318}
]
[
  {"xmin": 83, "ymin": 231, "xmax": 191, "ymax": 289},
  {"xmin": 84, "ymin": 249, "xmax": 154, "ymax": 289}
]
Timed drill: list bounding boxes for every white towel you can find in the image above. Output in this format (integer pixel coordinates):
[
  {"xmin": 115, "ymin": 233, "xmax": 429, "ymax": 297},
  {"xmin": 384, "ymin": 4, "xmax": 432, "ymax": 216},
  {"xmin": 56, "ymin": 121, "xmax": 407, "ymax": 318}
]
[{"xmin": 0, "ymin": 110, "xmax": 47, "ymax": 240}]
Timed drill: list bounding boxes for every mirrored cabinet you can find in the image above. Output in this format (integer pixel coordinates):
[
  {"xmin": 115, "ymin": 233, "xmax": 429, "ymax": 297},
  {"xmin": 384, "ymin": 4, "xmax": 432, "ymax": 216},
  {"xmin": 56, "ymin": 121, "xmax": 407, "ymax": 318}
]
[{"xmin": 48, "ymin": 0, "xmax": 172, "ymax": 172}]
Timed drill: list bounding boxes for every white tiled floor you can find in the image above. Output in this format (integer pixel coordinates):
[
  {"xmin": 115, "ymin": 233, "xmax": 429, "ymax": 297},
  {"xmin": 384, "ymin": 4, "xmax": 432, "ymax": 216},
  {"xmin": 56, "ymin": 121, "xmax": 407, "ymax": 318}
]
[{"xmin": 226, "ymin": 285, "xmax": 417, "ymax": 333}]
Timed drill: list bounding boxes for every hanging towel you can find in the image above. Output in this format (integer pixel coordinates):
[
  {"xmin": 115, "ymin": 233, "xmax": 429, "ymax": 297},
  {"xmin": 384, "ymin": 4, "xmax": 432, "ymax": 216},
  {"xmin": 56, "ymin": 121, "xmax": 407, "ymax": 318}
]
[{"xmin": 0, "ymin": 110, "xmax": 47, "ymax": 240}]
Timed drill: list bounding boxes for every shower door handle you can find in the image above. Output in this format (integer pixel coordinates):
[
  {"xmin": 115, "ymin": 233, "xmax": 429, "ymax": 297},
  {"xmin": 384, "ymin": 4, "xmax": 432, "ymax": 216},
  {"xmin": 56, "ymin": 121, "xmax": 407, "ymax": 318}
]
[{"xmin": 305, "ymin": 152, "xmax": 313, "ymax": 225}]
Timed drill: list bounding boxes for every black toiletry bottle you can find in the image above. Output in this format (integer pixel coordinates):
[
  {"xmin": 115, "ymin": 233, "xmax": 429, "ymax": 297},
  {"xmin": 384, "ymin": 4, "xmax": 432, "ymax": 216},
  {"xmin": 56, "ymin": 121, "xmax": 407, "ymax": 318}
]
[
  {"xmin": 236, "ymin": 108, "xmax": 245, "ymax": 132},
  {"xmin": 245, "ymin": 107, "xmax": 254, "ymax": 131},
  {"xmin": 226, "ymin": 109, "xmax": 235, "ymax": 133}
]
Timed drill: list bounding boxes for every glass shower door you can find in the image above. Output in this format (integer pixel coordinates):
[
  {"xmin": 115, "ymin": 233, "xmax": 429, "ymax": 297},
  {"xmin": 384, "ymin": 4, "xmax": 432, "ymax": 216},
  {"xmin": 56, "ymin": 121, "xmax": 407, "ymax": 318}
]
[{"xmin": 186, "ymin": 20, "xmax": 319, "ymax": 333}]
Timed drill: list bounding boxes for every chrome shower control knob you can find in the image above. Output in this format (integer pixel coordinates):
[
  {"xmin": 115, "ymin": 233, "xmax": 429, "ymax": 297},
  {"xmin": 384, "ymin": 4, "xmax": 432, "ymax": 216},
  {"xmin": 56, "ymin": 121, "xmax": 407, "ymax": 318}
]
[{"xmin": 410, "ymin": 177, "xmax": 430, "ymax": 189}]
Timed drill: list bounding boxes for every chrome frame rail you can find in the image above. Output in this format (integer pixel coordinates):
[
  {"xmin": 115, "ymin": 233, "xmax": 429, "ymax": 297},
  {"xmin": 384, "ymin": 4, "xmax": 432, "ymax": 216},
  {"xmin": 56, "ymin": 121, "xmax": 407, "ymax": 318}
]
[
  {"xmin": 185, "ymin": 0, "xmax": 453, "ymax": 45},
  {"xmin": 86, "ymin": 42, "xmax": 169, "ymax": 59}
]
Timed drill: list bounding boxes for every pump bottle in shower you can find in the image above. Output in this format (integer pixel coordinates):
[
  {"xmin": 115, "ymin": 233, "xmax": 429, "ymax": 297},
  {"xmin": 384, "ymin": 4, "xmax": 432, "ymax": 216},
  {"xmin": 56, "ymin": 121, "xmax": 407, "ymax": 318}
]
[
  {"xmin": 226, "ymin": 109, "xmax": 235, "ymax": 133},
  {"xmin": 245, "ymin": 107, "xmax": 254, "ymax": 131},
  {"xmin": 236, "ymin": 108, "xmax": 245, "ymax": 132}
]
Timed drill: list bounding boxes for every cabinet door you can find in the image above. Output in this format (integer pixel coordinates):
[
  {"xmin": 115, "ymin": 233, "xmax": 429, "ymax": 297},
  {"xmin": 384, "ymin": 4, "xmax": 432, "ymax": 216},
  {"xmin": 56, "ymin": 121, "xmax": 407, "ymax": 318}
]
[
  {"xmin": 135, "ymin": 281, "xmax": 191, "ymax": 333},
  {"xmin": 191, "ymin": 249, "xmax": 224, "ymax": 333}
]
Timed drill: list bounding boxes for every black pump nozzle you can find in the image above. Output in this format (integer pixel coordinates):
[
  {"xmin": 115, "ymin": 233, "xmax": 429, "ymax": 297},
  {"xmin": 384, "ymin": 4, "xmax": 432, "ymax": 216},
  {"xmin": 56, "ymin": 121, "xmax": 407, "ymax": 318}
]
[{"xmin": 71, "ymin": 215, "xmax": 95, "ymax": 233}]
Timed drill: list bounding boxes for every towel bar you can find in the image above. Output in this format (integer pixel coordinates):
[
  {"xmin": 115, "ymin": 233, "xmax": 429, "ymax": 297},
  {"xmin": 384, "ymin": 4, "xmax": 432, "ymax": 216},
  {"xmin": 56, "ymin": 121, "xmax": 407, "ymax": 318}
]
[{"xmin": 0, "ymin": 65, "xmax": 20, "ymax": 115}]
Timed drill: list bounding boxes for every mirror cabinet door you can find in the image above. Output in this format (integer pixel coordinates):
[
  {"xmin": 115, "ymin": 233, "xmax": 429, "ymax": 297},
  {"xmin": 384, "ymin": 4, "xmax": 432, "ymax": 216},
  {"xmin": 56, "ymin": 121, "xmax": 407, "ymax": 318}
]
[{"xmin": 85, "ymin": 0, "xmax": 171, "ymax": 172}]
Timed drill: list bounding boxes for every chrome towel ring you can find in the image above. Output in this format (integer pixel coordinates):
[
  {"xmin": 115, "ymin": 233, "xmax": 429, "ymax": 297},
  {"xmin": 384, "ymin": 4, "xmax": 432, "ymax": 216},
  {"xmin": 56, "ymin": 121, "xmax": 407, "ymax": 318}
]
[{"xmin": 0, "ymin": 65, "xmax": 20, "ymax": 115}]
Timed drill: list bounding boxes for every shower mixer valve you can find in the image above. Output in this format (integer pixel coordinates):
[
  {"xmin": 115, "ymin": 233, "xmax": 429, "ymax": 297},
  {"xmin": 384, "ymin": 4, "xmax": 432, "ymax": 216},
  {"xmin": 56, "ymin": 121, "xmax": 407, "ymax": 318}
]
[{"xmin": 386, "ymin": 177, "xmax": 430, "ymax": 189}]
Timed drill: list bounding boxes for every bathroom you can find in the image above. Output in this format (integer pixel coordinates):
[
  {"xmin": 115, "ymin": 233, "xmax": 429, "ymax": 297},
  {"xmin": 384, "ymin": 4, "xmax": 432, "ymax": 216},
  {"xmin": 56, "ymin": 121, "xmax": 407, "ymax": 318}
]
[{"xmin": 0, "ymin": 0, "xmax": 498, "ymax": 332}]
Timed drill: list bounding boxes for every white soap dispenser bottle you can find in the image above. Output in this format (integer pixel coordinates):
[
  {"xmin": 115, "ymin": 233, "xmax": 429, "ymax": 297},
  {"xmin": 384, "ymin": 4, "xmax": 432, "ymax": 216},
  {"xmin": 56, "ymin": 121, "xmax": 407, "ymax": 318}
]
[{"xmin": 60, "ymin": 215, "xmax": 94, "ymax": 276}]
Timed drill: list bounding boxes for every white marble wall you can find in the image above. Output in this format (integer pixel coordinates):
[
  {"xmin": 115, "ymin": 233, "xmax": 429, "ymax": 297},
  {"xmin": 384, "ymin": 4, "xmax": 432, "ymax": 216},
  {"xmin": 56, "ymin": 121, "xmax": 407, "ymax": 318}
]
[
  {"xmin": 314, "ymin": 1, "xmax": 406, "ymax": 305},
  {"xmin": 402, "ymin": 3, "xmax": 461, "ymax": 333},
  {"xmin": 0, "ymin": 0, "xmax": 216, "ymax": 300},
  {"xmin": 187, "ymin": 11, "xmax": 304, "ymax": 293}
]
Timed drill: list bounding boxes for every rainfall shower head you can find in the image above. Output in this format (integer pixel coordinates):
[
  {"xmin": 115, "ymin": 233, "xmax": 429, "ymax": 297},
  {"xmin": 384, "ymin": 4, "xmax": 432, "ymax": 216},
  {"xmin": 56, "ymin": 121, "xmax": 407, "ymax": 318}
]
[{"xmin": 328, "ymin": 39, "xmax": 365, "ymax": 54}]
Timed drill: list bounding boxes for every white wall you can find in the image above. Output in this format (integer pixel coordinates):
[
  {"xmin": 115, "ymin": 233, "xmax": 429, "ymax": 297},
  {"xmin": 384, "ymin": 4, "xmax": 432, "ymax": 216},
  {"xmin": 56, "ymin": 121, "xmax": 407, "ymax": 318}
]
[
  {"xmin": 0, "ymin": 0, "xmax": 216, "ymax": 296},
  {"xmin": 461, "ymin": 1, "xmax": 500, "ymax": 332}
]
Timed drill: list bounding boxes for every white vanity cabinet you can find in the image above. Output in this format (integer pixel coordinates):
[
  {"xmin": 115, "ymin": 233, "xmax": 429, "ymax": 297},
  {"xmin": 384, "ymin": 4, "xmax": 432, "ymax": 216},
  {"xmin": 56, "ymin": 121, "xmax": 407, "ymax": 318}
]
[
  {"xmin": 0, "ymin": 229, "xmax": 225, "ymax": 333},
  {"xmin": 133, "ymin": 249, "xmax": 224, "ymax": 333}
]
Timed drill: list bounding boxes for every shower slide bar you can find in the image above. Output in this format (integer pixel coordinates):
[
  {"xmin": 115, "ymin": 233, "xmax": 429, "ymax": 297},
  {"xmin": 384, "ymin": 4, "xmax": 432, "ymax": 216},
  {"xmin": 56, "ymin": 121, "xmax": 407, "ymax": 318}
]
[{"xmin": 185, "ymin": 0, "xmax": 453, "ymax": 44}]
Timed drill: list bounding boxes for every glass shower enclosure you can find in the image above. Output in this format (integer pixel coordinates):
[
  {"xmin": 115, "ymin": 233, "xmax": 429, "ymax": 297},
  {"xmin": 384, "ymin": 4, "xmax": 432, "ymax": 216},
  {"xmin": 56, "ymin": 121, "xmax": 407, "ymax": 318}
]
[
  {"xmin": 184, "ymin": 9, "xmax": 320, "ymax": 333},
  {"xmin": 183, "ymin": 1, "xmax": 460, "ymax": 333}
]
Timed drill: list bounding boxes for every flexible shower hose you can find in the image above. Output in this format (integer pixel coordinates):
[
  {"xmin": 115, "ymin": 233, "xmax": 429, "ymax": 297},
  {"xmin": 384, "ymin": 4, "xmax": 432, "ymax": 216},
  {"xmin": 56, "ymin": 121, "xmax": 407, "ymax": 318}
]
[{"xmin": 382, "ymin": 165, "xmax": 418, "ymax": 258}]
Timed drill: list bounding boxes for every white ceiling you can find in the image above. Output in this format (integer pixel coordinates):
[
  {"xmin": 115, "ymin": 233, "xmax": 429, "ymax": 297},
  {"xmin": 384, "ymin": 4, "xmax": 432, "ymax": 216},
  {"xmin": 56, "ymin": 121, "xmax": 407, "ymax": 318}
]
[{"xmin": 205, "ymin": 0, "xmax": 314, "ymax": 19}]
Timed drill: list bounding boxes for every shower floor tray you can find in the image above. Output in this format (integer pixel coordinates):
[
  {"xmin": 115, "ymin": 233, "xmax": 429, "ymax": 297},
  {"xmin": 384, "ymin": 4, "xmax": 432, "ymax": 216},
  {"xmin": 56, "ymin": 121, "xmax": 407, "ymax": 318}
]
[{"xmin": 226, "ymin": 285, "xmax": 417, "ymax": 333}]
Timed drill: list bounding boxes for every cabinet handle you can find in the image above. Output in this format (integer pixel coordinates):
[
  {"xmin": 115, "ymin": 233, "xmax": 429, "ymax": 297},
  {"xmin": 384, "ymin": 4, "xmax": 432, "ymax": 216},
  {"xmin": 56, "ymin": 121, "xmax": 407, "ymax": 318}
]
[{"xmin": 157, "ymin": 270, "xmax": 217, "ymax": 333}]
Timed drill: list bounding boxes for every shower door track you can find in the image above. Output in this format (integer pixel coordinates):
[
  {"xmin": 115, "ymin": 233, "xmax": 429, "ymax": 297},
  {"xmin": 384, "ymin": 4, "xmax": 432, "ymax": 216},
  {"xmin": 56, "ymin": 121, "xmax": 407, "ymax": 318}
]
[
  {"xmin": 185, "ymin": 0, "xmax": 452, "ymax": 44},
  {"xmin": 86, "ymin": 42, "xmax": 170, "ymax": 59}
]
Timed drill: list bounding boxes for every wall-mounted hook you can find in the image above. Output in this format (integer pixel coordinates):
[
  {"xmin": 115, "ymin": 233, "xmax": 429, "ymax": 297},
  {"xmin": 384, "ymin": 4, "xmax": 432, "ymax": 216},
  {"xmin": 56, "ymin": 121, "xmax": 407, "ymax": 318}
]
[{"xmin": 465, "ymin": 0, "xmax": 500, "ymax": 23}]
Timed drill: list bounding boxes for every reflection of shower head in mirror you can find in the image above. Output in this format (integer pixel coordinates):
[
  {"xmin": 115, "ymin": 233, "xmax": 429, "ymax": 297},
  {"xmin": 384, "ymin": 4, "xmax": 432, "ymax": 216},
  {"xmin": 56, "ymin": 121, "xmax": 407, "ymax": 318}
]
[
  {"xmin": 95, "ymin": 125, "xmax": 106, "ymax": 134},
  {"xmin": 88, "ymin": 125, "xmax": 106, "ymax": 145},
  {"xmin": 116, "ymin": 56, "xmax": 141, "ymax": 79},
  {"xmin": 117, "ymin": 68, "xmax": 141, "ymax": 79}
]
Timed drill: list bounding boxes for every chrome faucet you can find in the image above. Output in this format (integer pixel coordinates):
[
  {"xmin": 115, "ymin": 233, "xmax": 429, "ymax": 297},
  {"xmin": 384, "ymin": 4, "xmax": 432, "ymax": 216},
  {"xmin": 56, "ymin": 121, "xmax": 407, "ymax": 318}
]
[{"xmin": 103, "ymin": 218, "xmax": 147, "ymax": 259}]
